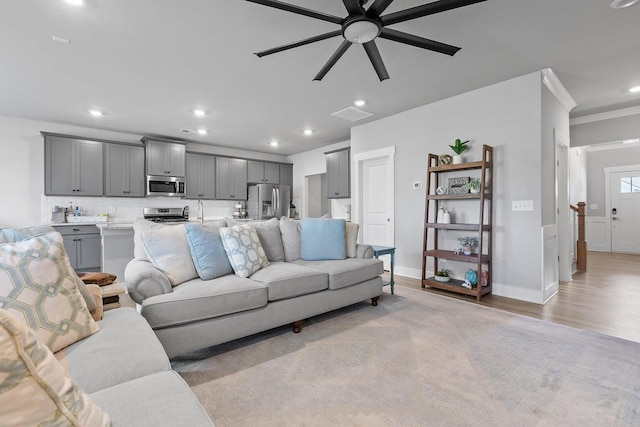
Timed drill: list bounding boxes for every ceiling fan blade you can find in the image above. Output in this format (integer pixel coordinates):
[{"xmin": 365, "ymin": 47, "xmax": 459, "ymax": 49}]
[
  {"xmin": 246, "ymin": 0, "xmax": 343, "ymax": 25},
  {"xmin": 342, "ymin": 0, "xmax": 363, "ymax": 15},
  {"xmin": 255, "ymin": 30, "xmax": 342, "ymax": 57},
  {"xmin": 368, "ymin": 0, "xmax": 395, "ymax": 18},
  {"xmin": 313, "ymin": 40, "xmax": 353, "ymax": 81},
  {"xmin": 363, "ymin": 40, "xmax": 389, "ymax": 81},
  {"xmin": 381, "ymin": 0, "xmax": 486, "ymax": 26},
  {"xmin": 379, "ymin": 28, "xmax": 460, "ymax": 56}
]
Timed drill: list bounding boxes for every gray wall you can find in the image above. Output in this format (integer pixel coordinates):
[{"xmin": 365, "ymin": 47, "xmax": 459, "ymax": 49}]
[
  {"xmin": 571, "ymin": 112, "xmax": 640, "ymax": 147},
  {"xmin": 350, "ymin": 71, "xmax": 569, "ymax": 303},
  {"xmin": 586, "ymin": 145, "xmax": 640, "ymax": 216}
]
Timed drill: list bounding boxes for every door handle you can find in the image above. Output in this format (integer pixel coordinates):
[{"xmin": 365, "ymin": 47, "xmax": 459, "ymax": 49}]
[{"xmin": 612, "ymin": 216, "xmax": 617, "ymax": 220}]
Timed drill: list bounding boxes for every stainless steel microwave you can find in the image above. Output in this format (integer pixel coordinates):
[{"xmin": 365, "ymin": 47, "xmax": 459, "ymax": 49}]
[{"xmin": 146, "ymin": 175, "xmax": 185, "ymax": 197}]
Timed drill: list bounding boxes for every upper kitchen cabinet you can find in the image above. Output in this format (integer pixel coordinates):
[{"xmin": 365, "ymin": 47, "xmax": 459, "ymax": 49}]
[
  {"xmin": 44, "ymin": 134, "xmax": 103, "ymax": 196},
  {"xmin": 186, "ymin": 153, "xmax": 216, "ymax": 199},
  {"xmin": 248, "ymin": 160, "xmax": 280, "ymax": 184},
  {"xmin": 105, "ymin": 143, "xmax": 145, "ymax": 197},
  {"xmin": 326, "ymin": 148, "xmax": 350, "ymax": 198},
  {"xmin": 280, "ymin": 164, "xmax": 293, "ymax": 189},
  {"xmin": 216, "ymin": 157, "xmax": 247, "ymax": 200},
  {"xmin": 142, "ymin": 137, "xmax": 186, "ymax": 177}
]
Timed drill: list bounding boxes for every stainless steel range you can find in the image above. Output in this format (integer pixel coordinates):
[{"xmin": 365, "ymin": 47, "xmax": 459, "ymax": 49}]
[{"xmin": 143, "ymin": 207, "xmax": 189, "ymax": 223}]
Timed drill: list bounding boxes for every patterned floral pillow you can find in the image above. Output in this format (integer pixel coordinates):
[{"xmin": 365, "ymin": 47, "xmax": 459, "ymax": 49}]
[
  {"xmin": 0, "ymin": 232, "xmax": 99, "ymax": 353},
  {"xmin": 219, "ymin": 224, "xmax": 270, "ymax": 278},
  {"xmin": 0, "ymin": 310, "xmax": 110, "ymax": 426}
]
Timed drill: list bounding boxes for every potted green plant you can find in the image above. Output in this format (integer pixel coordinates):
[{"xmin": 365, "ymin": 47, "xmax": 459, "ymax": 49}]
[
  {"xmin": 457, "ymin": 236, "xmax": 479, "ymax": 255},
  {"xmin": 434, "ymin": 269, "xmax": 450, "ymax": 282},
  {"xmin": 466, "ymin": 179, "xmax": 481, "ymax": 194},
  {"xmin": 449, "ymin": 138, "xmax": 469, "ymax": 164}
]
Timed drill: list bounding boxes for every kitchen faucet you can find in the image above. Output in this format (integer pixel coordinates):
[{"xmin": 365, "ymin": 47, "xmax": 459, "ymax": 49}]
[{"xmin": 197, "ymin": 199, "xmax": 204, "ymax": 223}]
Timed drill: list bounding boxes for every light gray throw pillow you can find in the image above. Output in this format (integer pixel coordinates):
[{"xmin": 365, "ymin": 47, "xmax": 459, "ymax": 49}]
[
  {"xmin": 279, "ymin": 217, "xmax": 301, "ymax": 262},
  {"xmin": 250, "ymin": 218, "xmax": 285, "ymax": 262}
]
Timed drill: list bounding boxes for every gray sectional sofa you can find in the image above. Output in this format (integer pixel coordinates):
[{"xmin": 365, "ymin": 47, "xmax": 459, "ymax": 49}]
[
  {"xmin": 63, "ymin": 307, "xmax": 214, "ymax": 426},
  {"xmin": 125, "ymin": 217, "xmax": 384, "ymax": 358}
]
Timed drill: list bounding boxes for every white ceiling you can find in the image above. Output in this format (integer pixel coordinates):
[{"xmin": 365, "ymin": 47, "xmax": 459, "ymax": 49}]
[{"xmin": 1, "ymin": 0, "xmax": 639, "ymax": 155}]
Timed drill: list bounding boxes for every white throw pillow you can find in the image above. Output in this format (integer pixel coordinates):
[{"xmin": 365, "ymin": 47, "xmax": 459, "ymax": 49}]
[
  {"xmin": 346, "ymin": 222, "xmax": 360, "ymax": 258},
  {"xmin": 0, "ymin": 232, "xmax": 99, "ymax": 353},
  {"xmin": 133, "ymin": 218, "xmax": 166, "ymax": 261},
  {"xmin": 141, "ymin": 224, "xmax": 198, "ymax": 286},
  {"xmin": 219, "ymin": 224, "xmax": 270, "ymax": 278},
  {"xmin": 0, "ymin": 310, "xmax": 110, "ymax": 427}
]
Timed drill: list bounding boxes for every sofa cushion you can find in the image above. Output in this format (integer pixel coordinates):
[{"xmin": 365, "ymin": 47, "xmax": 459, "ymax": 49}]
[
  {"xmin": 184, "ymin": 222, "xmax": 234, "ymax": 280},
  {"xmin": 133, "ymin": 218, "xmax": 166, "ymax": 261},
  {"xmin": 301, "ymin": 218, "xmax": 347, "ymax": 261},
  {"xmin": 220, "ymin": 224, "xmax": 270, "ymax": 278},
  {"xmin": 0, "ymin": 232, "xmax": 99, "ymax": 353},
  {"xmin": 141, "ymin": 224, "xmax": 198, "ymax": 286},
  {"xmin": 141, "ymin": 275, "xmax": 268, "ymax": 329},
  {"xmin": 0, "ymin": 310, "xmax": 110, "ymax": 427},
  {"xmin": 250, "ymin": 262, "xmax": 328, "ymax": 301},
  {"xmin": 346, "ymin": 222, "xmax": 359, "ymax": 258},
  {"xmin": 294, "ymin": 258, "xmax": 384, "ymax": 290},
  {"xmin": 250, "ymin": 218, "xmax": 285, "ymax": 262},
  {"xmin": 55, "ymin": 307, "xmax": 171, "ymax": 393},
  {"xmin": 279, "ymin": 217, "xmax": 301, "ymax": 262},
  {"xmin": 90, "ymin": 371, "xmax": 213, "ymax": 427}
]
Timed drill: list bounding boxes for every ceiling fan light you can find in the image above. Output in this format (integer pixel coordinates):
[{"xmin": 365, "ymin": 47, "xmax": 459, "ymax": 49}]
[
  {"xmin": 343, "ymin": 20, "xmax": 380, "ymax": 44},
  {"xmin": 610, "ymin": 0, "xmax": 639, "ymax": 9}
]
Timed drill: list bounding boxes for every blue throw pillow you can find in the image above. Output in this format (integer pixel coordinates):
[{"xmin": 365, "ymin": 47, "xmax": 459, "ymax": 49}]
[
  {"xmin": 300, "ymin": 218, "xmax": 347, "ymax": 261},
  {"xmin": 184, "ymin": 223, "xmax": 234, "ymax": 280}
]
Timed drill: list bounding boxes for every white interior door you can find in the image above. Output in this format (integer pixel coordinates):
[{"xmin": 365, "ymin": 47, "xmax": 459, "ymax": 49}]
[
  {"xmin": 362, "ymin": 157, "xmax": 393, "ymax": 249},
  {"xmin": 610, "ymin": 170, "xmax": 640, "ymax": 253},
  {"xmin": 556, "ymin": 141, "xmax": 571, "ymax": 283}
]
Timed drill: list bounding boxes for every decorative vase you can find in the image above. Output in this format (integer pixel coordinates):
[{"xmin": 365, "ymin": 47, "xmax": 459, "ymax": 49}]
[
  {"xmin": 452, "ymin": 154, "xmax": 464, "ymax": 164},
  {"xmin": 442, "ymin": 210, "xmax": 451, "ymax": 224},
  {"xmin": 470, "ymin": 188, "xmax": 480, "ymax": 194},
  {"xmin": 463, "ymin": 246, "xmax": 472, "ymax": 255},
  {"xmin": 437, "ymin": 207, "xmax": 445, "ymax": 223}
]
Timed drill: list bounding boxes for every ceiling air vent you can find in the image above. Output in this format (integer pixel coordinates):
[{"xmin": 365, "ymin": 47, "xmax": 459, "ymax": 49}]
[{"xmin": 331, "ymin": 107, "xmax": 374, "ymax": 122}]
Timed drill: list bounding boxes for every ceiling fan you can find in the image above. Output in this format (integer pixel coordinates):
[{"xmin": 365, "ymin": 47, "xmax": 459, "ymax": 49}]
[{"xmin": 246, "ymin": 0, "xmax": 487, "ymax": 81}]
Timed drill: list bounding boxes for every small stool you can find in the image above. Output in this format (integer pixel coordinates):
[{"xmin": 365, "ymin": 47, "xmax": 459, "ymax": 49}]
[{"xmin": 371, "ymin": 245, "xmax": 395, "ymax": 294}]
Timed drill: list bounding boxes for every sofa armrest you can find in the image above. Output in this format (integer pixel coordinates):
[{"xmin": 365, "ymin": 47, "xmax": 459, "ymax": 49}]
[
  {"xmin": 355, "ymin": 243, "xmax": 374, "ymax": 259},
  {"xmin": 124, "ymin": 259, "xmax": 172, "ymax": 304},
  {"xmin": 86, "ymin": 284, "xmax": 103, "ymax": 321}
]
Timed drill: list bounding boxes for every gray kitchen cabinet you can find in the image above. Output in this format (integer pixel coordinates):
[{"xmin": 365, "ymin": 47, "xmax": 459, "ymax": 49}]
[
  {"xmin": 45, "ymin": 135, "xmax": 103, "ymax": 196},
  {"xmin": 216, "ymin": 157, "xmax": 247, "ymax": 200},
  {"xmin": 143, "ymin": 138, "xmax": 186, "ymax": 177},
  {"xmin": 105, "ymin": 144, "xmax": 145, "ymax": 197},
  {"xmin": 54, "ymin": 225, "xmax": 101, "ymax": 272},
  {"xmin": 248, "ymin": 160, "xmax": 280, "ymax": 184},
  {"xmin": 326, "ymin": 148, "xmax": 350, "ymax": 198},
  {"xmin": 186, "ymin": 153, "xmax": 216, "ymax": 199},
  {"xmin": 279, "ymin": 164, "xmax": 293, "ymax": 189}
]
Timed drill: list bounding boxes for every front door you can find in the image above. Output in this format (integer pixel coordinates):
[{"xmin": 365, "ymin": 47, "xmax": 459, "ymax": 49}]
[{"xmin": 610, "ymin": 170, "xmax": 640, "ymax": 254}]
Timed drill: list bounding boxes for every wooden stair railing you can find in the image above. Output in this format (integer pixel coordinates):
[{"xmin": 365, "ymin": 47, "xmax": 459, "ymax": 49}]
[{"xmin": 570, "ymin": 202, "xmax": 587, "ymax": 272}]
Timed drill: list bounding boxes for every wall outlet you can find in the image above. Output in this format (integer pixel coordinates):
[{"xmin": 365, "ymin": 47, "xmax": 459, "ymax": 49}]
[
  {"xmin": 512, "ymin": 200, "xmax": 534, "ymax": 211},
  {"xmin": 413, "ymin": 181, "xmax": 422, "ymax": 190}
]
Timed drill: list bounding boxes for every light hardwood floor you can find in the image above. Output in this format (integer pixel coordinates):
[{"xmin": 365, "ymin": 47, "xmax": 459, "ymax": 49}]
[{"xmin": 393, "ymin": 251, "xmax": 640, "ymax": 343}]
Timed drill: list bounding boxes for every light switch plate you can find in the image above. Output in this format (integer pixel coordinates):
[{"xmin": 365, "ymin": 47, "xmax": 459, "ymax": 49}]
[
  {"xmin": 590, "ymin": 204, "xmax": 597, "ymax": 210},
  {"xmin": 512, "ymin": 200, "xmax": 534, "ymax": 211}
]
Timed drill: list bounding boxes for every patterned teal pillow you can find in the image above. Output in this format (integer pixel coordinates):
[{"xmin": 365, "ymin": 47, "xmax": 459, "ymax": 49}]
[
  {"xmin": 219, "ymin": 224, "xmax": 269, "ymax": 278},
  {"xmin": 0, "ymin": 232, "xmax": 99, "ymax": 353}
]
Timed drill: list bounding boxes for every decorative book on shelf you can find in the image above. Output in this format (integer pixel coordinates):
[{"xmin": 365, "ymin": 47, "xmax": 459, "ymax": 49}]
[{"xmin": 421, "ymin": 145, "xmax": 493, "ymax": 301}]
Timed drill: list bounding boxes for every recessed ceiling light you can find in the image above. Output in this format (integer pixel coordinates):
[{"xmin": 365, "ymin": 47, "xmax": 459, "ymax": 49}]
[
  {"xmin": 65, "ymin": 0, "xmax": 84, "ymax": 6},
  {"xmin": 88, "ymin": 109, "xmax": 103, "ymax": 117},
  {"xmin": 610, "ymin": 0, "xmax": 639, "ymax": 9},
  {"xmin": 354, "ymin": 99, "xmax": 366, "ymax": 107},
  {"xmin": 270, "ymin": 140, "xmax": 279, "ymax": 147},
  {"xmin": 303, "ymin": 129, "xmax": 315, "ymax": 136},
  {"xmin": 193, "ymin": 109, "xmax": 206, "ymax": 117},
  {"xmin": 197, "ymin": 129, "xmax": 208, "ymax": 135},
  {"xmin": 52, "ymin": 35, "xmax": 70, "ymax": 44},
  {"xmin": 629, "ymin": 85, "xmax": 640, "ymax": 93}
]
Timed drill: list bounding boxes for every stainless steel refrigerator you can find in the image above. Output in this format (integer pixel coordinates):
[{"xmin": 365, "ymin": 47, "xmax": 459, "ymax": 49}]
[{"xmin": 247, "ymin": 184, "xmax": 291, "ymax": 220}]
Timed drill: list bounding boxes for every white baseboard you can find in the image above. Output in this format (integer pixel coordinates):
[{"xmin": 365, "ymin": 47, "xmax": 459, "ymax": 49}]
[{"xmin": 492, "ymin": 283, "xmax": 544, "ymax": 305}]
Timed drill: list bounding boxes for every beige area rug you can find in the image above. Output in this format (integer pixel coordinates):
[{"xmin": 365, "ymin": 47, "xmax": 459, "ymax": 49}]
[{"xmin": 173, "ymin": 287, "xmax": 640, "ymax": 426}]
